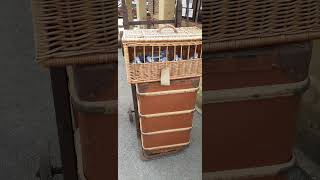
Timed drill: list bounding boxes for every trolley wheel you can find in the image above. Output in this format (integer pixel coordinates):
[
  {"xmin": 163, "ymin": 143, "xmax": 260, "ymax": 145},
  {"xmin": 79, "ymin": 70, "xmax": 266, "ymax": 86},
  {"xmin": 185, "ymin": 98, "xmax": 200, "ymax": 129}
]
[
  {"xmin": 36, "ymin": 142, "xmax": 63, "ymax": 180},
  {"xmin": 36, "ymin": 143, "xmax": 53, "ymax": 180},
  {"xmin": 128, "ymin": 108, "xmax": 134, "ymax": 123},
  {"xmin": 139, "ymin": 150, "xmax": 149, "ymax": 161},
  {"xmin": 285, "ymin": 166, "xmax": 319, "ymax": 180}
]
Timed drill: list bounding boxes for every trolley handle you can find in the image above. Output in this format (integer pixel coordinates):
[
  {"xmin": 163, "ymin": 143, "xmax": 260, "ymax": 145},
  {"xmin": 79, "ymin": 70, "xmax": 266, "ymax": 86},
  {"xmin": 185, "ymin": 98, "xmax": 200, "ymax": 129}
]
[
  {"xmin": 67, "ymin": 66, "xmax": 117, "ymax": 114},
  {"xmin": 157, "ymin": 24, "xmax": 178, "ymax": 33},
  {"xmin": 136, "ymin": 86, "xmax": 200, "ymax": 97}
]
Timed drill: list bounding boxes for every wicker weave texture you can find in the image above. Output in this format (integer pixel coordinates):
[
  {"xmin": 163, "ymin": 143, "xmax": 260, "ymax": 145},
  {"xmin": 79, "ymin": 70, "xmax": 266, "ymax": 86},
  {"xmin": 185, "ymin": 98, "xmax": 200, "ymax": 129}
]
[
  {"xmin": 32, "ymin": 0, "xmax": 118, "ymax": 66},
  {"xmin": 122, "ymin": 26, "xmax": 202, "ymax": 42},
  {"xmin": 127, "ymin": 58, "xmax": 202, "ymax": 84},
  {"xmin": 202, "ymin": 0, "xmax": 320, "ymax": 52},
  {"xmin": 123, "ymin": 26, "xmax": 202, "ymax": 84}
]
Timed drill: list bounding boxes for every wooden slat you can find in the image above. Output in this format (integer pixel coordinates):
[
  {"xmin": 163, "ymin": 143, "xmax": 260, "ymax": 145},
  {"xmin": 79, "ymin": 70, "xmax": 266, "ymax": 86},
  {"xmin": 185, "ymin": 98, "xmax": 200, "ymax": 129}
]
[{"xmin": 128, "ymin": 20, "xmax": 176, "ymax": 26}]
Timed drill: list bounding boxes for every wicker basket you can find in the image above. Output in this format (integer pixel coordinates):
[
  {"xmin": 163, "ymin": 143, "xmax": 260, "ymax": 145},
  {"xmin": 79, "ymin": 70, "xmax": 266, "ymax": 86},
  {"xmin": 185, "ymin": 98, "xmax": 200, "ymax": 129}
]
[
  {"xmin": 202, "ymin": 0, "xmax": 320, "ymax": 52},
  {"xmin": 122, "ymin": 25, "xmax": 202, "ymax": 84},
  {"xmin": 31, "ymin": 0, "xmax": 118, "ymax": 67}
]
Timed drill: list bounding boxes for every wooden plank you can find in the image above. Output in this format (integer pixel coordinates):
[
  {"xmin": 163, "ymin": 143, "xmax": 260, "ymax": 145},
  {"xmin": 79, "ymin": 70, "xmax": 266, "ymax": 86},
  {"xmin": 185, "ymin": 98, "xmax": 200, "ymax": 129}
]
[
  {"xmin": 186, "ymin": 0, "xmax": 190, "ymax": 26},
  {"xmin": 125, "ymin": 0, "xmax": 133, "ymax": 21},
  {"xmin": 195, "ymin": 0, "xmax": 201, "ymax": 23},
  {"xmin": 122, "ymin": 0, "xmax": 129, "ymax": 29},
  {"xmin": 128, "ymin": 20, "xmax": 175, "ymax": 25},
  {"xmin": 159, "ymin": 0, "xmax": 176, "ymax": 21},
  {"xmin": 123, "ymin": 0, "xmax": 180, "ymax": 29},
  {"xmin": 176, "ymin": 0, "xmax": 182, "ymax": 27},
  {"xmin": 131, "ymin": 85, "xmax": 140, "ymax": 137},
  {"xmin": 136, "ymin": 0, "xmax": 147, "ymax": 28}
]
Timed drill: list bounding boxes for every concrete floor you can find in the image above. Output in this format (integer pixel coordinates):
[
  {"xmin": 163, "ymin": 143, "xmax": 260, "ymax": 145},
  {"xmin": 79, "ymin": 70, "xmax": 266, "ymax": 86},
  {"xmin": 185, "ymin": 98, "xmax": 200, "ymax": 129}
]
[
  {"xmin": 118, "ymin": 50, "xmax": 202, "ymax": 180},
  {"xmin": 294, "ymin": 40, "xmax": 320, "ymax": 177},
  {"xmin": 0, "ymin": 1, "xmax": 320, "ymax": 180},
  {"xmin": 0, "ymin": 1, "xmax": 62, "ymax": 180}
]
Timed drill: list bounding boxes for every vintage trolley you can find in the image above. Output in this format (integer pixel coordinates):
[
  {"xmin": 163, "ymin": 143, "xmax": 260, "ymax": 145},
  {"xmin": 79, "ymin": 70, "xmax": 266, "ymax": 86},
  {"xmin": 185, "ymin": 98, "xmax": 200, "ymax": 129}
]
[{"xmin": 122, "ymin": 25, "xmax": 202, "ymax": 159}]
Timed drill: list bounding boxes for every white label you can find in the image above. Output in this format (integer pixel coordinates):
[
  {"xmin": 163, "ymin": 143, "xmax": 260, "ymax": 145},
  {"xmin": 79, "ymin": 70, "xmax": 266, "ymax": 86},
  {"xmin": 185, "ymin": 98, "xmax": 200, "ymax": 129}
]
[{"xmin": 161, "ymin": 67, "xmax": 170, "ymax": 86}]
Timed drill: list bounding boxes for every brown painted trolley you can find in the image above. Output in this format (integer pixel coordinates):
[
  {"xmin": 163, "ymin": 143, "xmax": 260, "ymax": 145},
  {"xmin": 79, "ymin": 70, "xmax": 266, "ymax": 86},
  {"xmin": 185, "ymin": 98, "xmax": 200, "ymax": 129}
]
[
  {"xmin": 202, "ymin": 42, "xmax": 318, "ymax": 180},
  {"xmin": 122, "ymin": 25, "xmax": 202, "ymax": 160}
]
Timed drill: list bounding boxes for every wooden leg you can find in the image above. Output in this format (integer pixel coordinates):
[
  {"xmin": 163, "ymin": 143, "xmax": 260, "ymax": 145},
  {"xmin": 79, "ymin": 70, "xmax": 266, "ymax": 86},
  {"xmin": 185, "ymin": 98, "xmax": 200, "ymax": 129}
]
[
  {"xmin": 50, "ymin": 68, "xmax": 78, "ymax": 180},
  {"xmin": 176, "ymin": 0, "xmax": 182, "ymax": 27},
  {"xmin": 131, "ymin": 84, "xmax": 141, "ymax": 137}
]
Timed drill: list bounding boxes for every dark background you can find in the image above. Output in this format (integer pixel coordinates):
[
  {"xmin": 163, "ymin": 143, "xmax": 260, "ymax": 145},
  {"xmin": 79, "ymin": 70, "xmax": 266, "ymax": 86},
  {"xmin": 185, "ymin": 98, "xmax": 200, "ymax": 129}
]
[
  {"xmin": 0, "ymin": 1, "xmax": 61, "ymax": 179},
  {"xmin": 1, "ymin": 1, "xmax": 320, "ymax": 179}
]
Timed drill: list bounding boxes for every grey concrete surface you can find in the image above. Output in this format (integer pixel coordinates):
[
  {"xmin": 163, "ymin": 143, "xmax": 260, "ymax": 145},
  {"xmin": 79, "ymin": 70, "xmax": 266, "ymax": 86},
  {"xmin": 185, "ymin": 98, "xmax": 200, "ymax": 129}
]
[
  {"xmin": 0, "ymin": 1, "xmax": 62, "ymax": 180},
  {"xmin": 310, "ymin": 40, "xmax": 320, "ymax": 80},
  {"xmin": 118, "ymin": 50, "xmax": 202, "ymax": 180},
  {"xmin": 294, "ymin": 40, "xmax": 320, "ymax": 177},
  {"xmin": 296, "ymin": 79, "xmax": 320, "ymax": 177},
  {"xmin": 1, "ymin": 1, "xmax": 320, "ymax": 180}
]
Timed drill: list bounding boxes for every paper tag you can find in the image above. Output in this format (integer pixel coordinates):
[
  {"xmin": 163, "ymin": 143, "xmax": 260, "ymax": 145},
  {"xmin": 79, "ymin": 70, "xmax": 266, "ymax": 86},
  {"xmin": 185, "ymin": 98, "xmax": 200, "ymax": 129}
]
[{"xmin": 161, "ymin": 67, "xmax": 170, "ymax": 86}]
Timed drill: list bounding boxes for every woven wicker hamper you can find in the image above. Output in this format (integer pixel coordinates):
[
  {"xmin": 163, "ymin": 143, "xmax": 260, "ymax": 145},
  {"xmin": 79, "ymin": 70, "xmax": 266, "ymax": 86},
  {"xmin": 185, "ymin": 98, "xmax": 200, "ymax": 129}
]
[
  {"xmin": 202, "ymin": 0, "xmax": 320, "ymax": 52},
  {"xmin": 122, "ymin": 25, "xmax": 202, "ymax": 84},
  {"xmin": 67, "ymin": 64, "xmax": 117, "ymax": 180},
  {"xmin": 31, "ymin": 0, "xmax": 118, "ymax": 66}
]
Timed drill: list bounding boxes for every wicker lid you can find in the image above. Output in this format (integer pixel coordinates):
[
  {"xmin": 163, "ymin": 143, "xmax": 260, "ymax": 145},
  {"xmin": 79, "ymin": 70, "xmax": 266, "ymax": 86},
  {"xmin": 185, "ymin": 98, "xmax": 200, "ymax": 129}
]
[{"xmin": 122, "ymin": 25, "xmax": 202, "ymax": 43}]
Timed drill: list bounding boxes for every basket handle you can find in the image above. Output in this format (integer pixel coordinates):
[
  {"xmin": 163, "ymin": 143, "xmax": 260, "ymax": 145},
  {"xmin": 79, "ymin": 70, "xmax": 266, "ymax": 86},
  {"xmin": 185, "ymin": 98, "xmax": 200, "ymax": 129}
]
[{"xmin": 158, "ymin": 24, "xmax": 178, "ymax": 33}]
